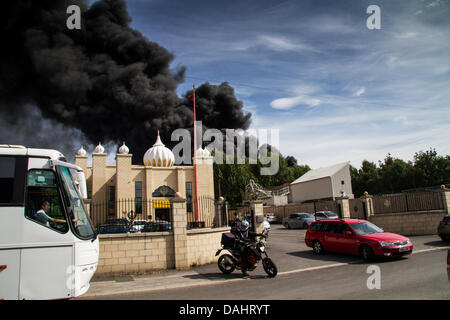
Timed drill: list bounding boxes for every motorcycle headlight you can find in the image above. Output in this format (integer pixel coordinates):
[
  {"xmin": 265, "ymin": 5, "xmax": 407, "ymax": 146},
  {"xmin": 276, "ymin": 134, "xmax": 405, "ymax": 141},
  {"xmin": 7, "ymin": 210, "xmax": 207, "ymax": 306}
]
[{"xmin": 259, "ymin": 243, "xmax": 265, "ymax": 252}]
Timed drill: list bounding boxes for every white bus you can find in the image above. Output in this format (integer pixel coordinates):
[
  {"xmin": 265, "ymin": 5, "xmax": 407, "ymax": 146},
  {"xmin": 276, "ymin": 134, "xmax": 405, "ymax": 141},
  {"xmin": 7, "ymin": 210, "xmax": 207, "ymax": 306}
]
[{"xmin": 0, "ymin": 145, "xmax": 98, "ymax": 300}]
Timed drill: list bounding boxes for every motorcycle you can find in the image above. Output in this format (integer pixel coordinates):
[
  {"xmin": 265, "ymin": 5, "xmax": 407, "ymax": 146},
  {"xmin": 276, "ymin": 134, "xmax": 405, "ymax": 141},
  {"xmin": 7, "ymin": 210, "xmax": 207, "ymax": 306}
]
[{"xmin": 215, "ymin": 230, "xmax": 278, "ymax": 277}]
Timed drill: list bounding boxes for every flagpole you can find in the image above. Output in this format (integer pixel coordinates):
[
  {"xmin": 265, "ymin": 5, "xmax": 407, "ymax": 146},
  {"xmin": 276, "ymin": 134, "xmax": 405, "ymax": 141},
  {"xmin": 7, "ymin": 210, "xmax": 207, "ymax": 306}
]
[{"xmin": 192, "ymin": 84, "xmax": 200, "ymax": 222}]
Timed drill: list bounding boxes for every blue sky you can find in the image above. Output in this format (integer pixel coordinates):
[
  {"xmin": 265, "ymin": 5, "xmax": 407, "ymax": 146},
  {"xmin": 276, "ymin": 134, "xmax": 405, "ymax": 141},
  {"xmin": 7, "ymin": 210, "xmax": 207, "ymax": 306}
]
[{"xmin": 124, "ymin": 0, "xmax": 450, "ymax": 169}]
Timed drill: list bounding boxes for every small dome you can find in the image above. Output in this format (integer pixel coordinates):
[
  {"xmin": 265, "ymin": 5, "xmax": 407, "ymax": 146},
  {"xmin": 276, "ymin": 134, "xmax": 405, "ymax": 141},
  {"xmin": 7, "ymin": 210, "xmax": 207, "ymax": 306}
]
[
  {"xmin": 77, "ymin": 146, "xmax": 87, "ymax": 156},
  {"xmin": 196, "ymin": 147, "xmax": 211, "ymax": 158},
  {"xmin": 118, "ymin": 142, "xmax": 129, "ymax": 154},
  {"xmin": 143, "ymin": 132, "xmax": 175, "ymax": 167},
  {"xmin": 94, "ymin": 142, "xmax": 105, "ymax": 154}
]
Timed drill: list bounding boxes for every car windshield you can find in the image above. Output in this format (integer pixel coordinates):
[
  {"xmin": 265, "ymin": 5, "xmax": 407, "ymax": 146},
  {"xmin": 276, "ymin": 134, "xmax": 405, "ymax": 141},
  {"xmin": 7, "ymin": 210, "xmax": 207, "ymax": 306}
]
[
  {"xmin": 301, "ymin": 214, "xmax": 314, "ymax": 218},
  {"xmin": 351, "ymin": 222, "xmax": 384, "ymax": 235},
  {"xmin": 327, "ymin": 212, "xmax": 338, "ymax": 217}
]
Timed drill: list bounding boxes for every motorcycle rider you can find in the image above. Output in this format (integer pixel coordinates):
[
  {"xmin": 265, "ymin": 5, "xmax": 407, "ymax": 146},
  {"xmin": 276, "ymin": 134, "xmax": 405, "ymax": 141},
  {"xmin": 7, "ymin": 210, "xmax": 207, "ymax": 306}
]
[{"xmin": 234, "ymin": 219, "xmax": 265, "ymax": 277}]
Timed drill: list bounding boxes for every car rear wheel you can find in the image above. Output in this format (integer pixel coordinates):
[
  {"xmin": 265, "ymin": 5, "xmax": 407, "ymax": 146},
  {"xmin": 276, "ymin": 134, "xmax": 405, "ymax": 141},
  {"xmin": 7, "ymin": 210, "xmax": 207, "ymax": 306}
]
[
  {"xmin": 285, "ymin": 222, "xmax": 291, "ymax": 229},
  {"xmin": 312, "ymin": 240, "xmax": 323, "ymax": 254},
  {"xmin": 360, "ymin": 245, "xmax": 375, "ymax": 262}
]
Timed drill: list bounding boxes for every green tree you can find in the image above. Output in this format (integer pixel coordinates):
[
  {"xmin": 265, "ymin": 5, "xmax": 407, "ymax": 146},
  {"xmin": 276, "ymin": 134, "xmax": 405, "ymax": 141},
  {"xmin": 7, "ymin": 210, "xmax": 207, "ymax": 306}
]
[
  {"xmin": 378, "ymin": 154, "xmax": 414, "ymax": 194},
  {"xmin": 413, "ymin": 149, "xmax": 450, "ymax": 187}
]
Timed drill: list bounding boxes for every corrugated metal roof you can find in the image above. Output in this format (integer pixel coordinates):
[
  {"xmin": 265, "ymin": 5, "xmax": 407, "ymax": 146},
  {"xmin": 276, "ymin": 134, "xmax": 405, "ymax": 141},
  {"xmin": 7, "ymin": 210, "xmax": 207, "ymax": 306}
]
[{"xmin": 291, "ymin": 161, "xmax": 350, "ymax": 185}]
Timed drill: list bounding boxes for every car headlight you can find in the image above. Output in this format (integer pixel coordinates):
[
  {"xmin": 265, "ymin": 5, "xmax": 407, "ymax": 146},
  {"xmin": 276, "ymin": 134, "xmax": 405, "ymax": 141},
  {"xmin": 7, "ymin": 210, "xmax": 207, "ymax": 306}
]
[{"xmin": 379, "ymin": 241, "xmax": 395, "ymax": 247}]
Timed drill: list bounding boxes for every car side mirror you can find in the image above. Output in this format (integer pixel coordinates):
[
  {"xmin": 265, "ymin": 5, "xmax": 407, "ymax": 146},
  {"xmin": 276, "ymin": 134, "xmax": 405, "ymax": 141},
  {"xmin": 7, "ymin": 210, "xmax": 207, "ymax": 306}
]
[{"xmin": 345, "ymin": 231, "xmax": 353, "ymax": 236}]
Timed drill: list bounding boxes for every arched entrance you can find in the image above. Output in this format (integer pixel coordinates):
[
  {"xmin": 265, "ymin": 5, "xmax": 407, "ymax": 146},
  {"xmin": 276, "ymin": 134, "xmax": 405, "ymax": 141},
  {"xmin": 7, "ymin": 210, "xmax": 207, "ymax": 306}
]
[{"xmin": 152, "ymin": 185, "xmax": 175, "ymax": 221}]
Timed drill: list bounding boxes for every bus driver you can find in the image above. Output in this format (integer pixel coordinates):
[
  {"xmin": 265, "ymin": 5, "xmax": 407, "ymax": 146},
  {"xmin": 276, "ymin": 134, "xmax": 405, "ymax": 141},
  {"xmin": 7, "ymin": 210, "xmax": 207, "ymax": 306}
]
[{"xmin": 35, "ymin": 201, "xmax": 69, "ymax": 227}]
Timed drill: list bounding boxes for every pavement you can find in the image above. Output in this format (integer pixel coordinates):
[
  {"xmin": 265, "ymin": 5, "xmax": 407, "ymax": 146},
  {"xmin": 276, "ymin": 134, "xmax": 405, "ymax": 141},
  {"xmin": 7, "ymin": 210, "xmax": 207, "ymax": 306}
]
[{"xmin": 77, "ymin": 226, "xmax": 450, "ymax": 299}]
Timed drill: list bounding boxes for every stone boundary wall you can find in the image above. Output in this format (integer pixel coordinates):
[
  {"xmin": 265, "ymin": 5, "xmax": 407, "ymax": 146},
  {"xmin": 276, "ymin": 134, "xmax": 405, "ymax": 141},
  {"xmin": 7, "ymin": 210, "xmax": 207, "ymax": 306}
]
[
  {"xmin": 96, "ymin": 227, "xmax": 230, "ymax": 275},
  {"xmin": 368, "ymin": 210, "xmax": 447, "ymax": 236},
  {"xmin": 186, "ymin": 227, "xmax": 230, "ymax": 267},
  {"xmin": 96, "ymin": 232, "xmax": 174, "ymax": 275}
]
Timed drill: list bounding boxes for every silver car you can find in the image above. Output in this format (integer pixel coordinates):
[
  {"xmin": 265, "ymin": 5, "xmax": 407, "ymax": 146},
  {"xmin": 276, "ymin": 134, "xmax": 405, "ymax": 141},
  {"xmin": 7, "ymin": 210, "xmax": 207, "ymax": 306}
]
[
  {"xmin": 283, "ymin": 213, "xmax": 315, "ymax": 229},
  {"xmin": 314, "ymin": 211, "xmax": 340, "ymax": 221}
]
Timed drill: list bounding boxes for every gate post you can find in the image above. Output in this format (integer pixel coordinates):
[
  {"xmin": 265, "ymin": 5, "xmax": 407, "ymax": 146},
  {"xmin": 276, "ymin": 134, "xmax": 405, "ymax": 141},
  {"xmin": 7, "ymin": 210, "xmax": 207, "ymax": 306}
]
[
  {"xmin": 215, "ymin": 196, "xmax": 227, "ymax": 227},
  {"xmin": 172, "ymin": 195, "xmax": 189, "ymax": 270},
  {"xmin": 441, "ymin": 185, "xmax": 450, "ymax": 214},
  {"xmin": 249, "ymin": 200, "xmax": 264, "ymax": 233},
  {"xmin": 362, "ymin": 192, "xmax": 374, "ymax": 218},
  {"xmin": 336, "ymin": 197, "xmax": 350, "ymax": 219}
]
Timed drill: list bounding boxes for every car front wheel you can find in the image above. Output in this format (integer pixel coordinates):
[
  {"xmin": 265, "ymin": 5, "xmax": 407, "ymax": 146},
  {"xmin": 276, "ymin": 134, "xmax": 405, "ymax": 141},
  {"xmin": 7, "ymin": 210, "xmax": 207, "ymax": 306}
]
[{"xmin": 360, "ymin": 245, "xmax": 375, "ymax": 261}]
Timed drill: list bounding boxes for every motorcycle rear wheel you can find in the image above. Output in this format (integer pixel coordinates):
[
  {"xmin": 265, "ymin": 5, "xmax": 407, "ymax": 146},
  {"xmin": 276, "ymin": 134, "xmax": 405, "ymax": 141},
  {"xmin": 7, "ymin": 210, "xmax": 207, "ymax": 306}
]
[
  {"xmin": 218, "ymin": 254, "xmax": 236, "ymax": 274},
  {"xmin": 262, "ymin": 257, "xmax": 278, "ymax": 277}
]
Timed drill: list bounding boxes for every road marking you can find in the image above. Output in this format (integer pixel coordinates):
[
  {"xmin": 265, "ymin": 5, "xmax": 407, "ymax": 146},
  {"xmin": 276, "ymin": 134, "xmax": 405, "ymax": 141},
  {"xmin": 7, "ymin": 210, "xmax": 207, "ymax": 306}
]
[{"xmin": 278, "ymin": 262, "xmax": 353, "ymax": 276}]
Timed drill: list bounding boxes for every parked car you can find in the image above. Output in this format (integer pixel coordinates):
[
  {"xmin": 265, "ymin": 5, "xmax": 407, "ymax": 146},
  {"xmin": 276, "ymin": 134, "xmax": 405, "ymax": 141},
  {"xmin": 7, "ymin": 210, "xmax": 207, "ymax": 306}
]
[
  {"xmin": 314, "ymin": 211, "xmax": 339, "ymax": 221},
  {"xmin": 105, "ymin": 218, "xmax": 129, "ymax": 225},
  {"xmin": 305, "ymin": 219, "xmax": 413, "ymax": 261},
  {"xmin": 283, "ymin": 213, "xmax": 315, "ymax": 229},
  {"xmin": 264, "ymin": 213, "xmax": 280, "ymax": 224},
  {"xmin": 437, "ymin": 214, "xmax": 450, "ymax": 242},
  {"xmin": 98, "ymin": 218, "xmax": 130, "ymax": 234},
  {"xmin": 142, "ymin": 220, "xmax": 172, "ymax": 232},
  {"xmin": 263, "ymin": 219, "xmax": 270, "ymax": 231},
  {"xmin": 130, "ymin": 220, "xmax": 148, "ymax": 233},
  {"xmin": 98, "ymin": 224, "xmax": 130, "ymax": 234}
]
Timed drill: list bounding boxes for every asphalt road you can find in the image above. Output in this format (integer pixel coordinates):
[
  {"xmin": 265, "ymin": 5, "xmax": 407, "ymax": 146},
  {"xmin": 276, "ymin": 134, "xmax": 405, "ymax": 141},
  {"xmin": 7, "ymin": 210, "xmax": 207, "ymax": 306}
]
[{"xmin": 91, "ymin": 226, "xmax": 450, "ymax": 300}]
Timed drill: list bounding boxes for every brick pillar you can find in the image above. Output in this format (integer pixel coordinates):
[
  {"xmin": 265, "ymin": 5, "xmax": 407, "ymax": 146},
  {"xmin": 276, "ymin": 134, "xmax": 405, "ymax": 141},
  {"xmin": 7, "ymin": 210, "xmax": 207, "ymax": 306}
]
[
  {"xmin": 362, "ymin": 192, "xmax": 374, "ymax": 219},
  {"xmin": 172, "ymin": 196, "xmax": 189, "ymax": 270},
  {"xmin": 116, "ymin": 153, "xmax": 133, "ymax": 200},
  {"xmin": 441, "ymin": 185, "xmax": 450, "ymax": 214},
  {"xmin": 91, "ymin": 153, "xmax": 107, "ymax": 204},
  {"xmin": 249, "ymin": 200, "xmax": 264, "ymax": 233},
  {"xmin": 75, "ymin": 154, "xmax": 88, "ymax": 171},
  {"xmin": 336, "ymin": 197, "xmax": 351, "ymax": 218}
]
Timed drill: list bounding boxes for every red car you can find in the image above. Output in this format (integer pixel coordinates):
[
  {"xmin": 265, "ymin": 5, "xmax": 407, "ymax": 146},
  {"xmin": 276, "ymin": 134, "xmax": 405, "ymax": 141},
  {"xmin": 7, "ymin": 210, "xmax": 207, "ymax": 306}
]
[{"xmin": 305, "ymin": 219, "xmax": 413, "ymax": 261}]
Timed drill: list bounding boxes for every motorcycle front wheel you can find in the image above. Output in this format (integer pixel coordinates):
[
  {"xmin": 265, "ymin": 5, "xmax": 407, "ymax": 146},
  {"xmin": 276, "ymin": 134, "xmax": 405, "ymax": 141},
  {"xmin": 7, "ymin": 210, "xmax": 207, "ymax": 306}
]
[
  {"xmin": 262, "ymin": 257, "xmax": 278, "ymax": 277},
  {"xmin": 218, "ymin": 254, "xmax": 236, "ymax": 274}
]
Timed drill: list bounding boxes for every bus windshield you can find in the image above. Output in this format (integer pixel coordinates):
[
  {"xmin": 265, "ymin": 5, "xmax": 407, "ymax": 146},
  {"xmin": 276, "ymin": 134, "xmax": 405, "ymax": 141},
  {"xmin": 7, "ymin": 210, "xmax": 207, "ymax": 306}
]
[{"xmin": 57, "ymin": 166, "xmax": 96, "ymax": 239}]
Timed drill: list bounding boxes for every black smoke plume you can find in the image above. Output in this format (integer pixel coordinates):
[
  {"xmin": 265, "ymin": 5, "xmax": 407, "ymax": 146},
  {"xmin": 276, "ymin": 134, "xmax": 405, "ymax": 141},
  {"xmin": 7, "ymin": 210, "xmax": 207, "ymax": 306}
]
[{"xmin": 0, "ymin": 0, "xmax": 251, "ymax": 163}]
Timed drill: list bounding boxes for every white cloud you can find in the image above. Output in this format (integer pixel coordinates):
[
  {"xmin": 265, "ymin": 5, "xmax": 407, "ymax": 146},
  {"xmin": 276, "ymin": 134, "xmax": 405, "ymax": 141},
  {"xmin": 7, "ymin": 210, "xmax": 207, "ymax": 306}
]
[
  {"xmin": 257, "ymin": 35, "xmax": 320, "ymax": 53},
  {"xmin": 270, "ymin": 95, "xmax": 321, "ymax": 109},
  {"xmin": 353, "ymin": 87, "xmax": 366, "ymax": 97},
  {"xmin": 427, "ymin": 0, "xmax": 443, "ymax": 8}
]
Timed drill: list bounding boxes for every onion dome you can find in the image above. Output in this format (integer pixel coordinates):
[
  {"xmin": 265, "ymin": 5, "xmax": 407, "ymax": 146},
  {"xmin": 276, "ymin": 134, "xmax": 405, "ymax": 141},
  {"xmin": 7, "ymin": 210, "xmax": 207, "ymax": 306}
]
[
  {"xmin": 77, "ymin": 146, "xmax": 87, "ymax": 156},
  {"xmin": 94, "ymin": 142, "xmax": 105, "ymax": 154},
  {"xmin": 196, "ymin": 147, "xmax": 211, "ymax": 158},
  {"xmin": 143, "ymin": 131, "xmax": 175, "ymax": 167},
  {"xmin": 118, "ymin": 142, "xmax": 129, "ymax": 154}
]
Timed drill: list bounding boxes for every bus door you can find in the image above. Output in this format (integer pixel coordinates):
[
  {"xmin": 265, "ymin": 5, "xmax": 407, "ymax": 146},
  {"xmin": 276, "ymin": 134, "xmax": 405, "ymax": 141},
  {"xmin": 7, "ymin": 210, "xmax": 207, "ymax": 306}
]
[
  {"xmin": 21, "ymin": 166, "xmax": 75, "ymax": 299},
  {"xmin": 0, "ymin": 155, "xmax": 27, "ymax": 300}
]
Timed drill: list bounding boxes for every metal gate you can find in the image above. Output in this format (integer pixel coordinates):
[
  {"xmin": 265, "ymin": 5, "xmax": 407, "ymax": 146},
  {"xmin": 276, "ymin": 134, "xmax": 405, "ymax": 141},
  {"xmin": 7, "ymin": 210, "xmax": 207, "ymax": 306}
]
[
  {"xmin": 314, "ymin": 200, "xmax": 339, "ymax": 214},
  {"xmin": 227, "ymin": 205, "xmax": 255, "ymax": 231},
  {"xmin": 187, "ymin": 196, "xmax": 228, "ymax": 228},
  {"xmin": 349, "ymin": 199, "xmax": 366, "ymax": 219}
]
